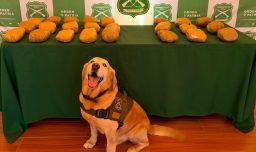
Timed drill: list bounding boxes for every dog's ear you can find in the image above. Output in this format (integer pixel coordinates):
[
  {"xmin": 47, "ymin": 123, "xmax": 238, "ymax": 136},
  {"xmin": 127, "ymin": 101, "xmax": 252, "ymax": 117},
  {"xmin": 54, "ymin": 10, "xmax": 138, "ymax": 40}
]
[
  {"xmin": 82, "ymin": 63, "xmax": 88, "ymax": 80},
  {"xmin": 110, "ymin": 67, "xmax": 117, "ymax": 91}
]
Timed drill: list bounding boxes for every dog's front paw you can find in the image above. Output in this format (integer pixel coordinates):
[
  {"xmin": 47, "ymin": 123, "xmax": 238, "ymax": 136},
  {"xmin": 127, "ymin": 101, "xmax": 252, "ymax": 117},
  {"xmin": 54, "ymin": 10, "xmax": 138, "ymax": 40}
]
[{"xmin": 83, "ymin": 140, "xmax": 96, "ymax": 149}]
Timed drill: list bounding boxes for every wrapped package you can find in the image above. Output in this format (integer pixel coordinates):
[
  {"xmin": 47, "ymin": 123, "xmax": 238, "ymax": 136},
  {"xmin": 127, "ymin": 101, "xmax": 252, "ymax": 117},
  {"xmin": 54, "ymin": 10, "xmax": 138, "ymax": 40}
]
[
  {"xmin": 84, "ymin": 22, "xmax": 101, "ymax": 32},
  {"xmin": 105, "ymin": 23, "xmax": 121, "ymax": 33},
  {"xmin": 186, "ymin": 28, "xmax": 207, "ymax": 43},
  {"xmin": 19, "ymin": 21, "xmax": 36, "ymax": 33},
  {"xmin": 39, "ymin": 21, "xmax": 56, "ymax": 34},
  {"xmin": 56, "ymin": 29, "xmax": 75, "ymax": 42},
  {"xmin": 217, "ymin": 27, "xmax": 238, "ymax": 42},
  {"xmin": 154, "ymin": 18, "xmax": 168, "ymax": 25},
  {"xmin": 83, "ymin": 15, "xmax": 97, "ymax": 24},
  {"xmin": 196, "ymin": 17, "xmax": 212, "ymax": 27},
  {"xmin": 157, "ymin": 30, "xmax": 178, "ymax": 43},
  {"xmin": 64, "ymin": 16, "xmax": 79, "ymax": 23},
  {"xmin": 79, "ymin": 28, "xmax": 97, "ymax": 43},
  {"xmin": 29, "ymin": 29, "xmax": 51, "ymax": 42},
  {"xmin": 62, "ymin": 21, "xmax": 79, "ymax": 33},
  {"xmin": 101, "ymin": 28, "xmax": 119, "ymax": 42},
  {"xmin": 28, "ymin": 18, "xmax": 44, "ymax": 27},
  {"xmin": 207, "ymin": 21, "xmax": 224, "ymax": 33},
  {"xmin": 179, "ymin": 24, "xmax": 197, "ymax": 34},
  {"xmin": 3, "ymin": 27, "xmax": 25, "ymax": 42},
  {"xmin": 45, "ymin": 16, "xmax": 61, "ymax": 25},
  {"xmin": 154, "ymin": 21, "xmax": 171, "ymax": 33},
  {"xmin": 100, "ymin": 17, "xmax": 115, "ymax": 27},
  {"xmin": 175, "ymin": 18, "xmax": 191, "ymax": 26}
]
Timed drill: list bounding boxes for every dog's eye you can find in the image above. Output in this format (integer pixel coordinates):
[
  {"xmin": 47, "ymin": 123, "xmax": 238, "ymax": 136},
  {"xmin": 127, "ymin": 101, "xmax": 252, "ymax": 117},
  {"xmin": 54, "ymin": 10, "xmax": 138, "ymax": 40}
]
[
  {"xmin": 102, "ymin": 63, "xmax": 107, "ymax": 67},
  {"xmin": 90, "ymin": 60, "xmax": 94, "ymax": 63}
]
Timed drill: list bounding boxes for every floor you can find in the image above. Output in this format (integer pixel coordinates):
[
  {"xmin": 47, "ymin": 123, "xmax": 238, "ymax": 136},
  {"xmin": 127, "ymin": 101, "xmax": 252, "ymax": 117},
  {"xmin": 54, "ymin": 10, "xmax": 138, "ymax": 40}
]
[{"xmin": 1, "ymin": 109, "xmax": 256, "ymax": 152}]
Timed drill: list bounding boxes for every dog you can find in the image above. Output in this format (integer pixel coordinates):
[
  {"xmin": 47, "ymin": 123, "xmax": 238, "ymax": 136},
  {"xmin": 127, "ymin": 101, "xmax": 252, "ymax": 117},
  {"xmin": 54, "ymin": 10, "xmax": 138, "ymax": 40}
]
[{"xmin": 79, "ymin": 57, "xmax": 185, "ymax": 152}]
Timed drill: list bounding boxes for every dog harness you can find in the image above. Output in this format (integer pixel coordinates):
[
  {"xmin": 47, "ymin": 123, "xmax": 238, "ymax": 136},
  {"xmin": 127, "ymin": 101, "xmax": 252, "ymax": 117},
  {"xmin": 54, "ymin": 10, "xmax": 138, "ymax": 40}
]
[{"xmin": 80, "ymin": 91, "xmax": 134, "ymax": 128}]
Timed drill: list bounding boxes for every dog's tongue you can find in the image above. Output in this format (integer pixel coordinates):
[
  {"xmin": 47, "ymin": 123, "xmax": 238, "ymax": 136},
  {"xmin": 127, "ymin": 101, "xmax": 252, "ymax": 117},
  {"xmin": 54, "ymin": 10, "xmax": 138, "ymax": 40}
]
[{"xmin": 88, "ymin": 76, "xmax": 99, "ymax": 88}]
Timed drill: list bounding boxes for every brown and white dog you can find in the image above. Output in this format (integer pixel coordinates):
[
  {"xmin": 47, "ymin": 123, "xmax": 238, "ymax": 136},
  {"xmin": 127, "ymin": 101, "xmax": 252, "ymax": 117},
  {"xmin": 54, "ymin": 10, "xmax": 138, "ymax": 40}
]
[{"xmin": 79, "ymin": 57, "xmax": 185, "ymax": 152}]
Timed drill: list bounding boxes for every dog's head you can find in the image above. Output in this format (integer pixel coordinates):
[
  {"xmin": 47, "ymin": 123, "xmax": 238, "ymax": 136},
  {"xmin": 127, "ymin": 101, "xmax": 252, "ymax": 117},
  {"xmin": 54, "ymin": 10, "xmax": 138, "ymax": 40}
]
[{"xmin": 81, "ymin": 57, "xmax": 117, "ymax": 98}]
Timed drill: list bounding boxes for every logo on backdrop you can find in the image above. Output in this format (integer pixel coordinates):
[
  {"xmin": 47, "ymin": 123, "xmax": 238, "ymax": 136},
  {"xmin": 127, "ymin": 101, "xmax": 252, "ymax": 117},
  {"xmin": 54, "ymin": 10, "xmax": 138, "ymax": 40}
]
[
  {"xmin": 0, "ymin": 31, "xmax": 5, "ymax": 36},
  {"xmin": 154, "ymin": 3, "xmax": 172, "ymax": 21},
  {"xmin": 212, "ymin": 3, "xmax": 233, "ymax": 22},
  {"xmin": 26, "ymin": 1, "xmax": 49, "ymax": 18},
  {"xmin": 244, "ymin": 31, "xmax": 256, "ymax": 40},
  {"xmin": 92, "ymin": 3, "xmax": 112, "ymax": 21},
  {"xmin": 117, "ymin": 0, "xmax": 150, "ymax": 17}
]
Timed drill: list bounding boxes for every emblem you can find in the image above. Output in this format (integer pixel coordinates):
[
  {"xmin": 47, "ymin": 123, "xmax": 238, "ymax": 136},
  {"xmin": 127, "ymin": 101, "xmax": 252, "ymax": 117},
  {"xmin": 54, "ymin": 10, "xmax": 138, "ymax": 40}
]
[
  {"xmin": 244, "ymin": 31, "xmax": 256, "ymax": 40},
  {"xmin": 91, "ymin": 3, "xmax": 112, "ymax": 21},
  {"xmin": 212, "ymin": 3, "xmax": 233, "ymax": 22},
  {"xmin": 0, "ymin": 31, "xmax": 5, "ymax": 35},
  {"xmin": 114, "ymin": 97, "xmax": 122, "ymax": 112},
  {"xmin": 26, "ymin": 1, "xmax": 49, "ymax": 18},
  {"xmin": 154, "ymin": 3, "xmax": 172, "ymax": 20},
  {"xmin": 117, "ymin": 0, "xmax": 150, "ymax": 17}
]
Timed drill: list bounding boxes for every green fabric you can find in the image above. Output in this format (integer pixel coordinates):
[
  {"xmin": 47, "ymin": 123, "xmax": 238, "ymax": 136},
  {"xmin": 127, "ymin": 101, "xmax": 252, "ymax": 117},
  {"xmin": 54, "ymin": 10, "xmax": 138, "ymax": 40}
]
[
  {"xmin": 108, "ymin": 91, "xmax": 134, "ymax": 123},
  {"xmin": 80, "ymin": 91, "xmax": 133, "ymax": 127},
  {"xmin": 0, "ymin": 25, "xmax": 256, "ymax": 143}
]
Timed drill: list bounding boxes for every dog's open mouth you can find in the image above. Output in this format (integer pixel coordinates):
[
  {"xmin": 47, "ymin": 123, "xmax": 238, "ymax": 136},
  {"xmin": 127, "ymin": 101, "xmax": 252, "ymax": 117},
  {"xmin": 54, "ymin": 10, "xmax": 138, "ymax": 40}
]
[{"xmin": 88, "ymin": 73, "xmax": 103, "ymax": 88}]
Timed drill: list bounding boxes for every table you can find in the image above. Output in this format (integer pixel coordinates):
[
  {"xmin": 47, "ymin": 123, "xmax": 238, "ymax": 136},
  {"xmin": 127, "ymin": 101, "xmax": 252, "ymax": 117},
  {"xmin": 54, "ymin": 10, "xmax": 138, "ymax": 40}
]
[{"xmin": 1, "ymin": 25, "xmax": 256, "ymax": 143}]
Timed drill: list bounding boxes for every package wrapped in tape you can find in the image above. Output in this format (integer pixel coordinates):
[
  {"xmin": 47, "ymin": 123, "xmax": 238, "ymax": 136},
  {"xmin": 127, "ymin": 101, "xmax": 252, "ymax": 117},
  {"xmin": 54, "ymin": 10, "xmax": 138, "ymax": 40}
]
[
  {"xmin": 100, "ymin": 17, "xmax": 115, "ymax": 27},
  {"xmin": 45, "ymin": 16, "xmax": 61, "ymax": 25},
  {"xmin": 186, "ymin": 28, "xmax": 207, "ymax": 43},
  {"xmin": 19, "ymin": 21, "xmax": 36, "ymax": 33},
  {"xmin": 175, "ymin": 18, "xmax": 191, "ymax": 26},
  {"xmin": 62, "ymin": 21, "xmax": 79, "ymax": 33},
  {"xmin": 56, "ymin": 29, "xmax": 75, "ymax": 43},
  {"xmin": 217, "ymin": 27, "xmax": 238, "ymax": 42},
  {"xmin": 179, "ymin": 24, "xmax": 197, "ymax": 34},
  {"xmin": 28, "ymin": 18, "xmax": 44, "ymax": 27},
  {"xmin": 105, "ymin": 23, "xmax": 121, "ymax": 33},
  {"xmin": 206, "ymin": 21, "xmax": 224, "ymax": 33},
  {"xmin": 39, "ymin": 21, "xmax": 56, "ymax": 34},
  {"xmin": 154, "ymin": 18, "xmax": 168, "ymax": 25},
  {"xmin": 83, "ymin": 15, "xmax": 97, "ymax": 24},
  {"xmin": 154, "ymin": 21, "xmax": 171, "ymax": 33},
  {"xmin": 157, "ymin": 30, "xmax": 178, "ymax": 43},
  {"xmin": 3, "ymin": 27, "xmax": 25, "ymax": 42},
  {"xmin": 84, "ymin": 22, "xmax": 101, "ymax": 32},
  {"xmin": 64, "ymin": 16, "xmax": 79, "ymax": 23},
  {"xmin": 79, "ymin": 28, "xmax": 97, "ymax": 43},
  {"xmin": 29, "ymin": 29, "xmax": 51, "ymax": 43},
  {"xmin": 101, "ymin": 28, "xmax": 119, "ymax": 43},
  {"xmin": 196, "ymin": 17, "xmax": 212, "ymax": 27}
]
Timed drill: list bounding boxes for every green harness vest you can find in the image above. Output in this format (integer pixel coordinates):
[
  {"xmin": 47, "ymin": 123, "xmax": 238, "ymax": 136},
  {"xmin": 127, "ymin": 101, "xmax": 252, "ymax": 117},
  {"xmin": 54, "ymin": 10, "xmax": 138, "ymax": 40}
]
[{"xmin": 80, "ymin": 91, "xmax": 134, "ymax": 128}]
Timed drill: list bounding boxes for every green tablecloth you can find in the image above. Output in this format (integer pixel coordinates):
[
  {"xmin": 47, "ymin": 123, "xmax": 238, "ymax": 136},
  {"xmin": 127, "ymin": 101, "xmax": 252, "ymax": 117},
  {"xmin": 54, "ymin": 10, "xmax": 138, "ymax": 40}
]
[{"xmin": 1, "ymin": 25, "xmax": 256, "ymax": 143}]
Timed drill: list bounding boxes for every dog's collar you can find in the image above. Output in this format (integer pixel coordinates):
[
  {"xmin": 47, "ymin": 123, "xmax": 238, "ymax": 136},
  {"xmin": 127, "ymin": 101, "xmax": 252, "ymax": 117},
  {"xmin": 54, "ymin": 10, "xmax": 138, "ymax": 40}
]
[
  {"xmin": 81, "ymin": 89, "xmax": 108, "ymax": 103},
  {"xmin": 80, "ymin": 91, "xmax": 134, "ymax": 129}
]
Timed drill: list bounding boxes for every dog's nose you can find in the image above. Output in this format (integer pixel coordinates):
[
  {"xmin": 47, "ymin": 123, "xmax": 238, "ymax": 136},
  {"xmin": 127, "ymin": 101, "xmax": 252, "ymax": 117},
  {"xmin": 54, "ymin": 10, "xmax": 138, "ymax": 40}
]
[{"xmin": 92, "ymin": 63, "xmax": 100, "ymax": 71}]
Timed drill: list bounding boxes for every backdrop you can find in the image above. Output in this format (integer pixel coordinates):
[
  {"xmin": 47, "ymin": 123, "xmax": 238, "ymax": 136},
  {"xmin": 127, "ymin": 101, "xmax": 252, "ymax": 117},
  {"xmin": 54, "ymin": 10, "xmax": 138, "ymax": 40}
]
[{"xmin": 0, "ymin": 0, "xmax": 256, "ymax": 41}]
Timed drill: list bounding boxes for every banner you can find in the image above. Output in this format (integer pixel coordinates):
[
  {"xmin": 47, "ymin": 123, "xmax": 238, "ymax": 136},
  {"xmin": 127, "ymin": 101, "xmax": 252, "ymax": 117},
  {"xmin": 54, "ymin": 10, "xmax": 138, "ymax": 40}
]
[
  {"xmin": 85, "ymin": 0, "xmax": 115, "ymax": 22},
  {"xmin": 0, "ymin": 0, "xmax": 256, "ymax": 41},
  {"xmin": 236, "ymin": 0, "xmax": 256, "ymax": 27},
  {"xmin": 53, "ymin": 0, "xmax": 85, "ymax": 21},
  {"xmin": 115, "ymin": 0, "xmax": 152, "ymax": 25},
  {"xmin": 235, "ymin": 0, "xmax": 256, "ymax": 40},
  {"xmin": 0, "ymin": 0, "xmax": 21, "ymax": 28},
  {"xmin": 177, "ymin": 0, "xmax": 209, "ymax": 21},
  {"xmin": 19, "ymin": 0, "xmax": 53, "ymax": 21},
  {"xmin": 153, "ymin": 0, "xmax": 178, "ymax": 22},
  {"xmin": 207, "ymin": 0, "xmax": 239, "ymax": 27}
]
